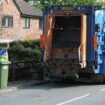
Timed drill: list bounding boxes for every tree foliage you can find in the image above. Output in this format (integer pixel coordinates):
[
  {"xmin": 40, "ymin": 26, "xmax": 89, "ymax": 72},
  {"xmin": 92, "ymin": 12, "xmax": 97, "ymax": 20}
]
[{"xmin": 24, "ymin": 0, "xmax": 105, "ymax": 9}]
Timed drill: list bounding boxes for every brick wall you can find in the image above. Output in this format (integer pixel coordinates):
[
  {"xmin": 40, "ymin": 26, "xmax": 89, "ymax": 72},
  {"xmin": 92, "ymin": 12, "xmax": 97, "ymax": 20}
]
[
  {"xmin": 0, "ymin": 3, "xmax": 3, "ymax": 28},
  {"xmin": 20, "ymin": 18, "xmax": 41, "ymax": 40},
  {"xmin": 0, "ymin": 0, "xmax": 41, "ymax": 41}
]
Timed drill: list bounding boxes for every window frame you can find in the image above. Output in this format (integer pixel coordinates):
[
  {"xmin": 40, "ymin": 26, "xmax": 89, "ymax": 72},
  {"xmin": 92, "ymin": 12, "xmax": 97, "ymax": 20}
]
[
  {"xmin": 2, "ymin": 15, "xmax": 13, "ymax": 28},
  {"xmin": 23, "ymin": 17, "xmax": 30, "ymax": 29}
]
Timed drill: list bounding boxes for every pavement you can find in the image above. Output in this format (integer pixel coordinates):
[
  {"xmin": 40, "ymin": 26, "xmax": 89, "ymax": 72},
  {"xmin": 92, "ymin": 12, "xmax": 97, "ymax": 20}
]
[{"xmin": 0, "ymin": 80, "xmax": 49, "ymax": 93}]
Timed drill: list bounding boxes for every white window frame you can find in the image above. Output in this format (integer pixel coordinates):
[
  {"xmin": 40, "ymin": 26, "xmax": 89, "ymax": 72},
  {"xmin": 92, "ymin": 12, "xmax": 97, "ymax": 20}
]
[
  {"xmin": 2, "ymin": 16, "xmax": 13, "ymax": 28},
  {"xmin": 23, "ymin": 17, "xmax": 30, "ymax": 29}
]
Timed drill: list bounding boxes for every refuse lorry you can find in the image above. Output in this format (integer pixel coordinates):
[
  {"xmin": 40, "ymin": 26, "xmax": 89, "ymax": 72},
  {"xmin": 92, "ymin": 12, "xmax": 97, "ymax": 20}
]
[{"xmin": 41, "ymin": 4, "xmax": 105, "ymax": 83}]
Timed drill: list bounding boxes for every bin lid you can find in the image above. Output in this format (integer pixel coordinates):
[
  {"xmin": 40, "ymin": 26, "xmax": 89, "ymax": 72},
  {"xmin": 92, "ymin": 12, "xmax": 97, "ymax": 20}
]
[
  {"xmin": 0, "ymin": 60, "xmax": 11, "ymax": 65},
  {"xmin": 0, "ymin": 39, "xmax": 14, "ymax": 43}
]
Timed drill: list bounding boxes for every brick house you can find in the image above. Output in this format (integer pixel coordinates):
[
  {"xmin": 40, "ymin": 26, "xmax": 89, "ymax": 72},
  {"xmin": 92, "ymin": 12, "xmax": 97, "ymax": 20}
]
[{"xmin": 0, "ymin": 0, "xmax": 42, "ymax": 41}]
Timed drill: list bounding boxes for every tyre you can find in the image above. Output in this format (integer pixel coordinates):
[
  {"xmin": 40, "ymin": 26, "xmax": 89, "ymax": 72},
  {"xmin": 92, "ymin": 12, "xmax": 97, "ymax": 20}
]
[{"xmin": 91, "ymin": 74, "xmax": 104, "ymax": 84}]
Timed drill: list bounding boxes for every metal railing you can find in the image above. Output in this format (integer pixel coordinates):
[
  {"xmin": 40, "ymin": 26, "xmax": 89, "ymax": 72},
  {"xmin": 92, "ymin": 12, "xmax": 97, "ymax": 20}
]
[{"xmin": 9, "ymin": 59, "xmax": 44, "ymax": 81}]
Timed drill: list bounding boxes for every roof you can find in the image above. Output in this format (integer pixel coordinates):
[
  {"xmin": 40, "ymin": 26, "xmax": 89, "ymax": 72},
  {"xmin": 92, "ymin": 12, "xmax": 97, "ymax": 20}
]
[{"xmin": 13, "ymin": 0, "xmax": 42, "ymax": 18}]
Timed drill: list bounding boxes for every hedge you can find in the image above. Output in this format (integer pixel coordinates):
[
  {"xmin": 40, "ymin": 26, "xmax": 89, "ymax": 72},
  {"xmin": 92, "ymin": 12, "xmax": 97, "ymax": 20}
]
[{"xmin": 7, "ymin": 40, "xmax": 41, "ymax": 61}]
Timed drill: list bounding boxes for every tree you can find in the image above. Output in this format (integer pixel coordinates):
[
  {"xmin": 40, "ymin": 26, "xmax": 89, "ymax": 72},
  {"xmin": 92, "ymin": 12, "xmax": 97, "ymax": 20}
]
[
  {"xmin": 32, "ymin": 0, "xmax": 98, "ymax": 9},
  {"xmin": 24, "ymin": 0, "xmax": 105, "ymax": 9}
]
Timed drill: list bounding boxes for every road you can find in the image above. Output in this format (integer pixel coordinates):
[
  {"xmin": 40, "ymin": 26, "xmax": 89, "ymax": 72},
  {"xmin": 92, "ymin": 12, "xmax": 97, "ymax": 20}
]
[{"xmin": 0, "ymin": 82, "xmax": 105, "ymax": 105}]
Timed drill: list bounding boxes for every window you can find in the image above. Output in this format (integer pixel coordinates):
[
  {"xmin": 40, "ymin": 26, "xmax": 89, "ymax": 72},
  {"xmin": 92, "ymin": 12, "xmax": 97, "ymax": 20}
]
[
  {"xmin": 23, "ymin": 17, "xmax": 30, "ymax": 29},
  {"xmin": 2, "ymin": 16, "xmax": 13, "ymax": 27}
]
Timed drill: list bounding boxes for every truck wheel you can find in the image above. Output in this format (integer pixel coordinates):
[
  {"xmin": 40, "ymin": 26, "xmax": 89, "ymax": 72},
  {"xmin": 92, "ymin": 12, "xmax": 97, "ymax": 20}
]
[{"xmin": 91, "ymin": 74, "xmax": 104, "ymax": 84}]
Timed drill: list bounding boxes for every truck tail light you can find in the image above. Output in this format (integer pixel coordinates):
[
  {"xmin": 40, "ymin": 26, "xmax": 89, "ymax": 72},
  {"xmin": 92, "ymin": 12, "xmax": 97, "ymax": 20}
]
[
  {"xmin": 93, "ymin": 35, "xmax": 97, "ymax": 49},
  {"xmin": 93, "ymin": 35, "xmax": 98, "ymax": 69}
]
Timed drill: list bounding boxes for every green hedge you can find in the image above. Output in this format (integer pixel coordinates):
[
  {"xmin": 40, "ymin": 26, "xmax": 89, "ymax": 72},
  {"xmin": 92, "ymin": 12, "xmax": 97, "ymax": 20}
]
[
  {"xmin": 10, "ymin": 39, "xmax": 40, "ymax": 49},
  {"xmin": 8, "ymin": 40, "xmax": 41, "ymax": 61}
]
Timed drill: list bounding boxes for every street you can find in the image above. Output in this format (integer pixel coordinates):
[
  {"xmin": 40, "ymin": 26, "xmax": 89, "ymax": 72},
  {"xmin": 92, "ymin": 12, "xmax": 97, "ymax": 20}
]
[{"xmin": 0, "ymin": 82, "xmax": 105, "ymax": 105}]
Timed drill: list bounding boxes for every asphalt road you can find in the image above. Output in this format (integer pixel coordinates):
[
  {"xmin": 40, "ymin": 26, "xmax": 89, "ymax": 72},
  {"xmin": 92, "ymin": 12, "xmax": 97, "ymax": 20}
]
[{"xmin": 0, "ymin": 82, "xmax": 105, "ymax": 105}]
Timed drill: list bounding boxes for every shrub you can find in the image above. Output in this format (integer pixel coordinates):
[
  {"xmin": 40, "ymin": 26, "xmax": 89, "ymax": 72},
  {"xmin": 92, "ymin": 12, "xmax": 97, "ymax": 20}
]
[
  {"xmin": 10, "ymin": 40, "xmax": 40, "ymax": 49},
  {"xmin": 8, "ymin": 40, "xmax": 41, "ymax": 61}
]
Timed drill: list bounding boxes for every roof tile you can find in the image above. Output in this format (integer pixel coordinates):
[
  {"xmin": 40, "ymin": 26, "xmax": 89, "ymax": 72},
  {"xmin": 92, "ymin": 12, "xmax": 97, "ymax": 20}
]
[{"xmin": 14, "ymin": 0, "xmax": 42, "ymax": 17}]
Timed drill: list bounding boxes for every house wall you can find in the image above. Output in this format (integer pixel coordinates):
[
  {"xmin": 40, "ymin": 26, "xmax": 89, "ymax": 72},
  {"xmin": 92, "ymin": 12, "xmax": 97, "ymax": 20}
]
[
  {"xmin": 0, "ymin": 3, "xmax": 3, "ymax": 33},
  {"xmin": 20, "ymin": 17, "xmax": 41, "ymax": 40},
  {"xmin": 0, "ymin": 0, "xmax": 41, "ymax": 41}
]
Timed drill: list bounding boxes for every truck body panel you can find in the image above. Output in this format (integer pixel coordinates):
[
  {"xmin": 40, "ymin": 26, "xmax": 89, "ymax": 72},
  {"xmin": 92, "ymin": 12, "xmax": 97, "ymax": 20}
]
[
  {"xmin": 42, "ymin": 5, "xmax": 105, "ymax": 82},
  {"xmin": 95, "ymin": 10, "xmax": 105, "ymax": 73}
]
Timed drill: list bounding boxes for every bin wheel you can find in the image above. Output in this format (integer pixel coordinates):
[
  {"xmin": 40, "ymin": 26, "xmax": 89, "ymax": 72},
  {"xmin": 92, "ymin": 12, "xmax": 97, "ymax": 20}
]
[{"xmin": 91, "ymin": 74, "xmax": 104, "ymax": 84}]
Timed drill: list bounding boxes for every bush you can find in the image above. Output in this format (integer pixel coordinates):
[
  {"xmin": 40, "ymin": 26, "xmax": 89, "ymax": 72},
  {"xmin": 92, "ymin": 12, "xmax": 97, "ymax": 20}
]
[
  {"xmin": 8, "ymin": 40, "xmax": 41, "ymax": 61},
  {"xmin": 10, "ymin": 40, "xmax": 40, "ymax": 48}
]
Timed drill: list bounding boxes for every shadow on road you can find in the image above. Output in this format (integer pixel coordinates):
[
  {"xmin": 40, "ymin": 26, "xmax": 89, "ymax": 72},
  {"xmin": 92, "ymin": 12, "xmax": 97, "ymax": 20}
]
[{"xmin": 20, "ymin": 81, "xmax": 99, "ymax": 90}]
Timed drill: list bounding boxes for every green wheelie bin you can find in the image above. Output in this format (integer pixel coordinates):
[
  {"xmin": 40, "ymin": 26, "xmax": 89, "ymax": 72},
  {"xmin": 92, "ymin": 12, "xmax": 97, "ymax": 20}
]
[
  {"xmin": 0, "ymin": 60, "xmax": 11, "ymax": 89},
  {"xmin": 0, "ymin": 47, "xmax": 10, "ymax": 89}
]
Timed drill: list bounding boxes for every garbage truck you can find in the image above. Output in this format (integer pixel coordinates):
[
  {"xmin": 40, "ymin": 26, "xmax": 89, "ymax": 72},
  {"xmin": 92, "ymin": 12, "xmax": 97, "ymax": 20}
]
[{"xmin": 40, "ymin": 4, "xmax": 105, "ymax": 83}]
